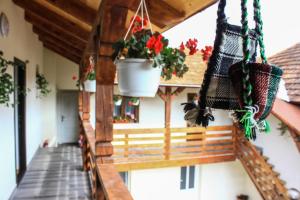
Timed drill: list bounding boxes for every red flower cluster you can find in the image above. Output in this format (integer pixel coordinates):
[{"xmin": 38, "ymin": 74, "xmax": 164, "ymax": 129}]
[
  {"xmin": 186, "ymin": 39, "xmax": 198, "ymax": 55},
  {"xmin": 179, "ymin": 39, "xmax": 199, "ymax": 55},
  {"xmin": 72, "ymin": 75, "xmax": 77, "ymax": 80},
  {"xmin": 146, "ymin": 34, "xmax": 164, "ymax": 55},
  {"xmin": 130, "ymin": 16, "xmax": 148, "ymax": 33},
  {"xmin": 201, "ymin": 46, "xmax": 213, "ymax": 62}
]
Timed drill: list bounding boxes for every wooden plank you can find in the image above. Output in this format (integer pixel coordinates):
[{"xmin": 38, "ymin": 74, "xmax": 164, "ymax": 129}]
[
  {"xmin": 114, "ymin": 128, "xmax": 165, "ymax": 135},
  {"xmin": 33, "ymin": 26, "xmax": 85, "ymax": 51},
  {"xmin": 108, "ymin": 0, "xmax": 185, "ymax": 28},
  {"xmin": 25, "ymin": 11, "xmax": 88, "ymax": 44},
  {"xmin": 39, "ymin": 35, "xmax": 82, "ymax": 58},
  {"xmin": 82, "ymin": 91, "xmax": 90, "ymax": 121},
  {"xmin": 42, "ymin": 0, "xmax": 97, "ymax": 25},
  {"xmin": 170, "ymin": 125, "xmax": 234, "ymax": 133},
  {"xmin": 113, "ymin": 136, "xmax": 165, "ymax": 142},
  {"xmin": 42, "ymin": 40, "xmax": 81, "ymax": 62},
  {"xmin": 43, "ymin": 44, "xmax": 80, "ymax": 64},
  {"xmin": 114, "ymin": 143, "xmax": 164, "ymax": 149},
  {"xmin": 164, "ymin": 87, "xmax": 172, "ymax": 160},
  {"xmin": 114, "ymin": 155, "xmax": 236, "ymax": 172},
  {"xmin": 96, "ymin": 164, "xmax": 133, "ymax": 200},
  {"xmin": 14, "ymin": 0, "xmax": 90, "ymax": 40},
  {"xmin": 171, "ymin": 144, "xmax": 235, "ymax": 153}
]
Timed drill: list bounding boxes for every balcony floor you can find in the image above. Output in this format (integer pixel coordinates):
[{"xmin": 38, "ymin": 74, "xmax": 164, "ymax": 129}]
[{"xmin": 11, "ymin": 145, "xmax": 91, "ymax": 200}]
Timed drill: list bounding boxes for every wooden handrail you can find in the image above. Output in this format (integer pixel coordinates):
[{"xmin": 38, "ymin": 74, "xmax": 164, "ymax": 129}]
[{"xmin": 80, "ymin": 114, "xmax": 133, "ymax": 200}]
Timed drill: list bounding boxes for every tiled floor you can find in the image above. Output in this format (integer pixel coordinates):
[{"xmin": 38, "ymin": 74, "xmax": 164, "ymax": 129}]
[{"xmin": 10, "ymin": 145, "xmax": 91, "ymax": 200}]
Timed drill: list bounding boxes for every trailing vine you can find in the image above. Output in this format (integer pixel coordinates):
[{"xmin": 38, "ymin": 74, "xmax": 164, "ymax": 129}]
[
  {"xmin": 0, "ymin": 51, "xmax": 15, "ymax": 106},
  {"xmin": 36, "ymin": 70, "xmax": 51, "ymax": 98}
]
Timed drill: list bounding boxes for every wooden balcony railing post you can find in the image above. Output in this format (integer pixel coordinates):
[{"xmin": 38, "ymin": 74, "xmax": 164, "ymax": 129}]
[
  {"xmin": 164, "ymin": 87, "xmax": 172, "ymax": 160},
  {"xmin": 79, "ymin": 91, "xmax": 83, "ymax": 112},
  {"xmin": 82, "ymin": 91, "xmax": 90, "ymax": 122}
]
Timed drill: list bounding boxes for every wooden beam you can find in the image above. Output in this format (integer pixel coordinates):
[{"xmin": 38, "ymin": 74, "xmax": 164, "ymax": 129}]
[
  {"xmin": 14, "ymin": 0, "xmax": 90, "ymax": 40},
  {"xmin": 33, "ymin": 26, "xmax": 85, "ymax": 51},
  {"xmin": 41, "ymin": 39, "xmax": 82, "ymax": 61},
  {"xmin": 38, "ymin": 35, "xmax": 82, "ymax": 57},
  {"xmin": 42, "ymin": 0, "xmax": 97, "ymax": 25},
  {"xmin": 164, "ymin": 87, "xmax": 172, "ymax": 160},
  {"xmin": 25, "ymin": 11, "xmax": 88, "ymax": 44},
  {"xmin": 108, "ymin": 0, "xmax": 185, "ymax": 28},
  {"xmin": 43, "ymin": 43, "xmax": 81, "ymax": 64},
  {"xmin": 82, "ymin": 91, "xmax": 91, "ymax": 122}
]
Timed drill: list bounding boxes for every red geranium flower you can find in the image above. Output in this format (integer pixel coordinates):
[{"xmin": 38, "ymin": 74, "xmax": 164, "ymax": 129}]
[
  {"xmin": 201, "ymin": 46, "xmax": 213, "ymax": 62},
  {"xmin": 146, "ymin": 34, "xmax": 164, "ymax": 55},
  {"xmin": 130, "ymin": 16, "xmax": 148, "ymax": 33},
  {"xmin": 185, "ymin": 38, "xmax": 198, "ymax": 55},
  {"xmin": 72, "ymin": 75, "xmax": 77, "ymax": 80},
  {"xmin": 179, "ymin": 42, "xmax": 185, "ymax": 52}
]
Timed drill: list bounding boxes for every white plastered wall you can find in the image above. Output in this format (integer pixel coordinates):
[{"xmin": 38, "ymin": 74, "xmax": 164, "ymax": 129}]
[
  {"xmin": 0, "ymin": 1, "xmax": 43, "ymax": 199},
  {"xmin": 42, "ymin": 48, "xmax": 78, "ymax": 146}
]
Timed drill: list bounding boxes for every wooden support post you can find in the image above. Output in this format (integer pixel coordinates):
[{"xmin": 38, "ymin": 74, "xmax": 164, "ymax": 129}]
[
  {"xmin": 82, "ymin": 91, "xmax": 90, "ymax": 122},
  {"xmin": 79, "ymin": 91, "xmax": 83, "ymax": 112},
  {"xmin": 95, "ymin": 83, "xmax": 114, "ymax": 160},
  {"xmin": 164, "ymin": 87, "xmax": 172, "ymax": 160}
]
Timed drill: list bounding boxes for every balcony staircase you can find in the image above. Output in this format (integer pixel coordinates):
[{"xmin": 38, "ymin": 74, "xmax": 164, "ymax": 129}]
[{"xmin": 236, "ymin": 128, "xmax": 289, "ymax": 200}]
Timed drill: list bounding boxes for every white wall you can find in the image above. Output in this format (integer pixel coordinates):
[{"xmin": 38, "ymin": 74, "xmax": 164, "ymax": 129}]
[
  {"xmin": 127, "ymin": 161, "xmax": 261, "ymax": 200},
  {"xmin": 200, "ymin": 161, "xmax": 262, "ymax": 200},
  {"xmin": 254, "ymin": 114, "xmax": 300, "ymax": 191},
  {"xmin": 0, "ymin": 1, "xmax": 44, "ymax": 199},
  {"xmin": 42, "ymin": 48, "xmax": 78, "ymax": 145}
]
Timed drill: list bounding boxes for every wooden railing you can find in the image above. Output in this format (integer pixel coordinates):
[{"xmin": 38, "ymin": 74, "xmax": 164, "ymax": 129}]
[
  {"xmin": 112, "ymin": 125, "xmax": 236, "ymax": 171},
  {"xmin": 236, "ymin": 127, "xmax": 289, "ymax": 200},
  {"xmin": 80, "ymin": 114, "xmax": 133, "ymax": 200}
]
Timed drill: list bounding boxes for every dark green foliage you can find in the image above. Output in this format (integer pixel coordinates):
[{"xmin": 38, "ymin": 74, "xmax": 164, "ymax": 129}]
[
  {"xmin": 36, "ymin": 71, "xmax": 51, "ymax": 98},
  {"xmin": 0, "ymin": 51, "xmax": 15, "ymax": 106},
  {"xmin": 277, "ymin": 121, "xmax": 288, "ymax": 136}
]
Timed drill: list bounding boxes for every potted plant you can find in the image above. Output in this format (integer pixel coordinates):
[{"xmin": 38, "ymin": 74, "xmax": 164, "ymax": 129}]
[
  {"xmin": 36, "ymin": 69, "xmax": 51, "ymax": 98},
  {"xmin": 0, "ymin": 51, "xmax": 14, "ymax": 106},
  {"xmin": 128, "ymin": 97, "xmax": 140, "ymax": 106},
  {"xmin": 112, "ymin": 16, "xmax": 198, "ymax": 97},
  {"xmin": 84, "ymin": 56, "xmax": 96, "ymax": 92},
  {"xmin": 114, "ymin": 95, "xmax": 123, "ymax": 106}
]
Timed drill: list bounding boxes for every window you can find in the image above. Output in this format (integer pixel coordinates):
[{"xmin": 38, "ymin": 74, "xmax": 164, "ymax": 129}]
[
  {"xmin": 113, "ymin": 96, "xmax": 139, "ymax": 123},
  {"xmin": 119, "ymin": 171, "xmax": 129, "ymax": 186},
  {"xmin": 180, "ymin": 166, "xmax": 195, "ymax": 189}
]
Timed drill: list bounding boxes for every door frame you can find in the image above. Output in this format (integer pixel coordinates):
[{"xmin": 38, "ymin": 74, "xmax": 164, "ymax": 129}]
[{"xmin": 13, "ymin": 57, "xmax": 27, "ymax": 184}]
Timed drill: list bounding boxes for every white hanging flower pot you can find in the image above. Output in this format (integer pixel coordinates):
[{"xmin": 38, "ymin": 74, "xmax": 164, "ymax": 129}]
[
  {"xmin": 116, "ymin": 58, "xmax": 162, "ymax": 97},
  {"xmin": 114, "ymin": 99, "xmax": 123, "ymax": 106},
  {"xmin": 84, "ymin": 80, "xmax": 96, "ymax": 92}
]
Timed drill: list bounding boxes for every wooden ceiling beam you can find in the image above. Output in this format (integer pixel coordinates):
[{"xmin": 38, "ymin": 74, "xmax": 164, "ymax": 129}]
[
  {"xmin": 108, "ymin": 0, "xmax": 185, "ymax": 28},
  {"xmin": 38, "ymin": 35, "xmax": 83, "ymax": 58},
  {"xmin": 13, "ymin": 0, "xmax": 90, "ymax": 40},
  {"xmin": 41, "ymin": 0, "xmax": 97, "ymax": 25},
  {"xmin": 43, "ymin": 43, "xmax": 81, "ymax": 64},
  {"xmin": 25, "ymin": 11, "xmax": 88, "ymax": 44},
  {"xmin": 33, "ymin": 26, "xmax": 85, "ymax": 51}
]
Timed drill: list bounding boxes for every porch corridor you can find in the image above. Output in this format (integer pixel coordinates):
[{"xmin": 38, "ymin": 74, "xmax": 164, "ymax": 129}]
[{"xmin": 10, "ymin": 145, "xmax": 91, "ymax": 200}]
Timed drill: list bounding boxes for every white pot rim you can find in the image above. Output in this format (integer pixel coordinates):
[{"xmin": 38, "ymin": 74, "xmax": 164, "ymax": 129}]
[{"xmin": 115, "ymin": 58, "xmax": 154, "ymax": 64}]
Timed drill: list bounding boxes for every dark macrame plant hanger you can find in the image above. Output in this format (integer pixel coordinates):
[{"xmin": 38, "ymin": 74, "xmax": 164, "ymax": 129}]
[
  {"xmin": 229, "ymin": 0, "xmax": 283, "ymax": 140},
  {"xmin": 182, "ymin": 0, "xmax": 258, "ymax": 127}
]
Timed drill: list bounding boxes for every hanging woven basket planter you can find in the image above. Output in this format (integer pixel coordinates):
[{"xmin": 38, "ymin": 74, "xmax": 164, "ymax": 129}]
[
  {"xmin": 229, "ymin": 62, "xmax": 282, "ymax": 121},
  {"xmin": 116, "ymin": 59, "xmax": 161, "ymax": 97},
  {"xmin": 228, "ymin": 0, "xmax": 283, "ymax": 139}
]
